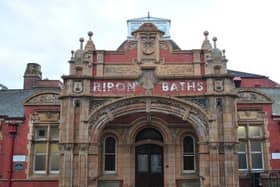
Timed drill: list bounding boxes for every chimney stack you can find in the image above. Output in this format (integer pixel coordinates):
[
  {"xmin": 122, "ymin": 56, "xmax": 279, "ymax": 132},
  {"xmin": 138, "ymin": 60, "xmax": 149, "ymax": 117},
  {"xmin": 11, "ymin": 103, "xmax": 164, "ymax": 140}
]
[{"xmin": 23, "ymin": 63, "xmax": 42, "ymax": 89}]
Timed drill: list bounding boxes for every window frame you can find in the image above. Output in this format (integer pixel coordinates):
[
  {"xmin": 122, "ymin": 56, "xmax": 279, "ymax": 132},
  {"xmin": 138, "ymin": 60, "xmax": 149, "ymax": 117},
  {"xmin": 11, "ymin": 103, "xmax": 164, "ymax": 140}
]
[
  {"xmin": 32, "ymin": 122, "xmax": 60, "ymax": 175},
  {"xmin": 182, "ymin": 135, "xmax": 196, "ymax": 173},
  {"xmin": 103, "ymin": 136, "xmax": 117, "ymax": 174},
  {"xmin": 237, "ymin": 124, "xmax": 264, "ymax": 171}
]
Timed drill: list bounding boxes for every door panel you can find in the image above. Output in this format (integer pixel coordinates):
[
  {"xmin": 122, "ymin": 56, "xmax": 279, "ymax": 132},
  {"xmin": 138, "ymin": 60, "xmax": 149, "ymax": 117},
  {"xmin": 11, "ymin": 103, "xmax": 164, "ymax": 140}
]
[{"xmin": 136, "ymin": 145, "xmax": 163, "ymax": 187}]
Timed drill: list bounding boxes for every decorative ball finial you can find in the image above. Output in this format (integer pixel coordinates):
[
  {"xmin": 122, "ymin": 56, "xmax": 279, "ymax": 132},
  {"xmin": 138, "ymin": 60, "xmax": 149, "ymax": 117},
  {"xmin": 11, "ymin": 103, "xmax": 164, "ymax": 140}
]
[
  {"xmin": 88, "ymin": 31, "xmax": 93, "ymax": 40},
  {"xmin": 71, "ymin": 50, "xmax": 74, "ymax": 58},
  {"xmin": 203, "ymin": 31, "xmax": 209, "ymax": 38},
  {"xmin": 79, "ymin": 37, "xmax": 84, "ymax": 49},
  {"xmin": 212, "ymin": 37, "xmax": 217, "ymax": 48},
  {"xmin": 222, "ymin": 49, "xmax": 226, "ymax": 56}
]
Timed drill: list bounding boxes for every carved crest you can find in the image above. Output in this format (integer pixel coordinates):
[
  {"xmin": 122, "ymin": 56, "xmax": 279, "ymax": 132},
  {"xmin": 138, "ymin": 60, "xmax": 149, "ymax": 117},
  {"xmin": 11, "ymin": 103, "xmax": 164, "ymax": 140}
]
[
  {"xmin": 214, "ymin": 79, "xmax": 224, "ymax": 92},
  {"xmin": 73, "ymin": 81, "xmax": 83, "ymax": 93},
  {"xmin": 141, "ymin": 33, "xmax": 156, "ymax": 55}
]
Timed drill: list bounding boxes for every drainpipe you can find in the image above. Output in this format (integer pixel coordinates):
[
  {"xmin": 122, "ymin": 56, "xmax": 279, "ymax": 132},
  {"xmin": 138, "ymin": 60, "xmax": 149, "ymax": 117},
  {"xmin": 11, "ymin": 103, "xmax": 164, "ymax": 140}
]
[{"xmin": 7, "ymin": 124, "xmax": 17, "ymax": 187}]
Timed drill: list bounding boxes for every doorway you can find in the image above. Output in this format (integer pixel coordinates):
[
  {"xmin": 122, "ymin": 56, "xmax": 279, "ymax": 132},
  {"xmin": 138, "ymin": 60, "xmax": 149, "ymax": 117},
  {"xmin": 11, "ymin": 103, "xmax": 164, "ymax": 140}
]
[{"xmin": 135, "ymin": 144, "xmax": 163, "ymax": 187}]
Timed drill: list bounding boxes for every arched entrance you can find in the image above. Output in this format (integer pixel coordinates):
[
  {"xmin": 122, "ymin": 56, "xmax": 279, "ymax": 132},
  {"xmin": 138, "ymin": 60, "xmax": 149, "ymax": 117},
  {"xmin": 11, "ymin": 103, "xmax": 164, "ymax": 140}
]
[
  {"xmin": 87, "ymin": 96, "xmax": 211, "ymax": 187},
  {"xmin": 135, "ymin": 128, "xmax": 164, "ymax": 187}
]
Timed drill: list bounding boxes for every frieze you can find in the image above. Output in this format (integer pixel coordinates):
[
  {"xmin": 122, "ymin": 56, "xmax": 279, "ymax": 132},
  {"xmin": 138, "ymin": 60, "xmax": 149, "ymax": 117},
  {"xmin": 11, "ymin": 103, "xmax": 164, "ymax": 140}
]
[
  {"xmin": 103, "ymin": 65, "xmax": 141, "ymax": 76},
  {"xmin": 182, "ymin": 97, "xmax": 209, "ymax": 109},
  {"xmin": 25, "ymin": 93, "xmax": 60, "ymax": 105},
  {"xmin": 238, "ymin": 111, "xmax": 265, "ymax": 121},
  {"xmin": 156, "ymin": 65, "xmax": 194, "ymax": 76},
  {"xmin": 89, "ymin": 99, "xmax": 111, "ymax": 112}
]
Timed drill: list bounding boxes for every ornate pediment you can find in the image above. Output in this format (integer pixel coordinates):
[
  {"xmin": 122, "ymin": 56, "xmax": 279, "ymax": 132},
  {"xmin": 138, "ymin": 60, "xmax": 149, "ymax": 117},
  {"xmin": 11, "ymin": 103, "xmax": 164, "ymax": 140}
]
[
  {"xmin": 237, "ymin": 90, "xmax": 272, "ymax": 103},
  {"xmin": 24, "ymin": 92, "xmax": 60, "ymax": 105}
]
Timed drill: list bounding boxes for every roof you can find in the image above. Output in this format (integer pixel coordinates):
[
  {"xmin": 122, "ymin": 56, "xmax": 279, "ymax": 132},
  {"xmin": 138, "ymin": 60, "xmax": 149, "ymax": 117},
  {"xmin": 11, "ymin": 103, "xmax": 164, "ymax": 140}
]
[
  {"xmin": 127, "ymin": 16, "xmax": 170, "ymax": 22},
  {"xmin": 228, "ymin": 70, "xmax": 266, "ymax": 78},
  {"xmin": 259, "ymin": 88, "xmax": 280, "ymax": 115},
  {"xmin": 0, "ymin": 89, "xmax": 34, "ymax": 118}
]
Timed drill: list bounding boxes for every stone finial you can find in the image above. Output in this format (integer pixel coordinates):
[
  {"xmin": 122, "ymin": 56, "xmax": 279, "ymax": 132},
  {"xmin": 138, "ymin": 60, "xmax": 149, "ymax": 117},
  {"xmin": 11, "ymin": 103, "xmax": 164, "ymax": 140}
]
[
  {"xmin": 85, "ymin": 31, "xmax": 96, "ymax": 52},
  {"xmin": 222, "ymin": 49, "xmax": 226, "ymax": 57},
  {"xmin": 212, "ymin": 37, "xmax": 217, "ymax": 48},
  {"xmin": 201, "ymin": 30, "xmax": 212, "ymax": 50},
  {"xmin": 71, "ymin": 50, "xmax": 74, "ymax": 58},
  {"xmin": 88, "ymin": 31, "xmax": 93, "ymax": 40},
  {"xmin": 79, "ymin": 37, "xmax": 84, "ymax": 50}
]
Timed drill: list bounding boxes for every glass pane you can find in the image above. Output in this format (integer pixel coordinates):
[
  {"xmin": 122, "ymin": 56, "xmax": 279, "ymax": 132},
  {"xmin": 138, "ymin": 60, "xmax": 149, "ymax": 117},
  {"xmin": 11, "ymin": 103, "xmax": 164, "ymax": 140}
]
[
  {"xmin": 50, "ymin": 144, "xmax": 58, "ymax": 153},
  {"xmin": 35, "ymin": 127, "xmax": 47, "ymax": 139},
  {"xmin": 252, "ymin": 153, "xmax": 263, "ymax": 169},
  {"xmin": 151, "ymin": 154, "xmax": 162, "ymax": 173},
  {"xmin": 238, "ymin": 142, "xmax": 246, "ymax": 152},
  {"xmin": 135, "ymin": 128, "xmax": 163, "ymax": 142},
  {"xmin": 184, "ymin": 156, "xmax": 195, "ymax": 170},
  {"xmin": 50, "ymin": 154, "xmax": 59, "ymax": 172},
  {"xmin": 105, "ymin": 155, "xmax": 115, "ymax": 171},
  {"xmin": 238, "ymin": 153, "xmax": 247, "ymax": 169},
  {"xmin": 249, "ymin": 126, "xmax": 262, "ymax": 138},
  {"xmin": 184, "ymin": 136, "xmax": 194, "ymax": 153},
  {"xmin": 251, "ymin": 142, "xmax": 262, "ymax": 152},
  {"xmin": 34, "ymin": 155, "xmax": 46, "ymax": 171},
  {"xmin": 137, "ymin": 154, "xmax": 148, "ymax": 172},
  {"xmin": 35, "ymin": 143, "xmax": 47, "ymax": 153},
  {"xmin": 105, "ymin": 137, "xmax": 115, "ymax": 153},
  {"xmin": 51, "ymin": 127, "xmax": 59, "ymax": 140},
  {"xmin": 238, "ymin": 126, "xmax": 246, "ymax": 138}
]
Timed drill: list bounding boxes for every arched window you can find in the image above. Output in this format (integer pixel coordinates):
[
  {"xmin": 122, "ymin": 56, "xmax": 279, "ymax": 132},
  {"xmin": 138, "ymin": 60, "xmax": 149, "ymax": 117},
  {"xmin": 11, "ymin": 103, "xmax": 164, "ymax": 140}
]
[
  {"xmin": 183, "ymin": 136, "xmax": 195, "ymax": 172},
  {"xmin": 104, "ymin": 136, "xmax": 116, "ymax": 173},
  {"xmin": 135, "ymin": 128, "xmax": 163, "ymax": 142}
]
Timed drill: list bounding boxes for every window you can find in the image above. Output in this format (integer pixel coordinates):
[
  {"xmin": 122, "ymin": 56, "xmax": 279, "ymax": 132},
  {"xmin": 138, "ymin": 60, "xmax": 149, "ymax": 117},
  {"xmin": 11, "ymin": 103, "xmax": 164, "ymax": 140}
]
[
  {"xmin": 183, "ymin": 136, "xmax": 196, "ymax": 172},
  {"xmin": 238, "ymin": 125, "xmax": 264, "ymax": 171},
  {"xmin": 33, "ymin": 124, "xmax": 59, "ymax": 174},
  {"xmin": 104, "ymin": 136, "xmax": 116, "ymax": 173}
]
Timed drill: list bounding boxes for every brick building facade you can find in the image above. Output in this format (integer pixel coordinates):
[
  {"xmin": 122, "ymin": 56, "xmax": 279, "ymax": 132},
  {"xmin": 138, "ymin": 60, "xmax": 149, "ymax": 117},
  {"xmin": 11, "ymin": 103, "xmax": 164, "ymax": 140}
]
[{"xmin": 0, "ymin": 16, "xmax": 280, "ymax": 187}]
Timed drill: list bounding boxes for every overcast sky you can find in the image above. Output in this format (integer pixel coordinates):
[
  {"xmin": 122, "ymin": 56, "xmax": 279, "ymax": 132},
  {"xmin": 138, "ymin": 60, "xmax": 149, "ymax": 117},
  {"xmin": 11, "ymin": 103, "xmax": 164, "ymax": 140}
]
[{"xmin": 1, "ymin": 0, "xmax": 280, "ymax": 89}]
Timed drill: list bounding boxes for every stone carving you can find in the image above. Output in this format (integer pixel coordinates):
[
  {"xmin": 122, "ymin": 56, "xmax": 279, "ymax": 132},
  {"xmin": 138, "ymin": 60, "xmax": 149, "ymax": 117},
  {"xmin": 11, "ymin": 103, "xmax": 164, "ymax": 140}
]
[
  {"xmin": 156, "ymin": 65, "xmax": 194, "ymax": 76},
  {"xmin": 238, "ymin": 111, "xmax": 265, "ymax": 121},
  {"xmin": 26, "ymin": 93, "xmax": 60, "ymax": 105},
  {"xmin": 104, "ymin": 65, "xmax": 141, "ymax": 76},
  {"xmin": 141, "ymin": 33, "xmax": 156, "ymax": 55},
  {"xmin": 89, "ymin": 99, "xmax": 111, "ymax": 112},
  {"xmin": 214, "ymin": 79, "xmax": 224, "ymax": 92},
  {"xmin": 182, "ymin": 97, "xmax": 209, "ymax": 109},
  {"xmin": 73, "ymin": 81, "xmax": 83, "ymax": 93},
  {"xmin": 88, "ymin": 97, "xmax": 209, "ymax": 133},
  {"xmin": 138, "ymin": 69, "xmax": 158, "ymax": 94},
  {"xmin": 238, "ymin": 91, "xmax": 271, "ymax": 103},
  {"xmin": 31, "ymin": 112, "xmax": 40, "ymax": 123}
]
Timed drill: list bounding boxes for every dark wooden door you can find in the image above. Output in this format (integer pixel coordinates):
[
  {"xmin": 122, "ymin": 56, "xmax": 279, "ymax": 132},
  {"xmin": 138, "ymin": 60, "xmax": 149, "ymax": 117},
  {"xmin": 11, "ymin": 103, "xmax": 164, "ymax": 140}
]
[{"xmin": 136, "ymin": 144, "xmax": 163, "ymax": 187}]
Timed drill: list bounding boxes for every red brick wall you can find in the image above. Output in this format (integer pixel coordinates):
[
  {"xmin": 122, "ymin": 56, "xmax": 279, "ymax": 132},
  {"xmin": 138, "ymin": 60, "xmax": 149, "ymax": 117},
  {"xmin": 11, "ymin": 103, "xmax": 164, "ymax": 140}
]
[
  {"xmin": 0, "ymin": 105, "xmax": 59, "ymax": 187},
  {"xmin": 238, "ymin": 103, "xmax": 280, "ymax": 169},
  {"xmin": 240, "ymin": 78, "xmax": 278, "ymax": 88}
]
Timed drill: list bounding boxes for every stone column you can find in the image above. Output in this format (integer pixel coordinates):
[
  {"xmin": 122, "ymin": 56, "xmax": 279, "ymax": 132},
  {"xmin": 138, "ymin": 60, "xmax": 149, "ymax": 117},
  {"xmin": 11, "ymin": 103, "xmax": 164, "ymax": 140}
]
[
  {"xmin": 166, "ymin": 143, "xmax": 176, "ymax": 187},
  {"xmin": 79, "ymin": 144, "xmax": 88, "ymax": 187},
  {"xmin": 198, "ymin": 142, "xmax": 209, "ymax": 187},
  {"xmin": 60, "ymin": 144, "xmax": 74, "ymax": 187},
  {"xmin": 88, "ymin": 143, "xmax": 100, "ymax": 187},
  {"xmin": 223, "ymin": 97, "xmax": 239, "ymax": 187}
]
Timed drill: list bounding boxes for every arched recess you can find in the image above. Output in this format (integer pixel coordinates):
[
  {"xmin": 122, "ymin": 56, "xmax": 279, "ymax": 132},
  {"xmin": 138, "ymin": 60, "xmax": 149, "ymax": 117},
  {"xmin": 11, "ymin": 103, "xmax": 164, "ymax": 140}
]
[
  {"xmin": 238, "ymin": 89, "xmax": 273, "ymax": 104},
  {"xmin": 24, "ymin": 91, "xmax": 60, "ymax": 105},
  {"xmin": 88, "ymin": 96, "xmax": 211, "ymax": 144}
]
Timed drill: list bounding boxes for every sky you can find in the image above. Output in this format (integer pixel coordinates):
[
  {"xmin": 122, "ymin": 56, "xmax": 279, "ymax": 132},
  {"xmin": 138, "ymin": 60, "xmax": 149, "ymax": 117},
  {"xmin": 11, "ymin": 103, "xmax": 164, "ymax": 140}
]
[{"xmin": 1, "ymin": 0, "xmax": 280, "ymax": 89}]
